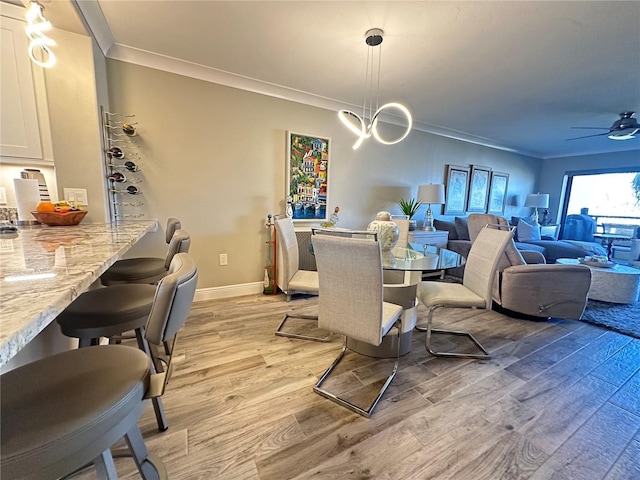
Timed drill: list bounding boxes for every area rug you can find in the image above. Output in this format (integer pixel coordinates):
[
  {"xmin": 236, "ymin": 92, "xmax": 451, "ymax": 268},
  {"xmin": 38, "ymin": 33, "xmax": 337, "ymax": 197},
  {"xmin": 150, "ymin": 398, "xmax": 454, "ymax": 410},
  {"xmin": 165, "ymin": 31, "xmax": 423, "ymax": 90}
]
[{"xmin": 581, "ymin": 300, "xmax": 640, "ymax": 339}]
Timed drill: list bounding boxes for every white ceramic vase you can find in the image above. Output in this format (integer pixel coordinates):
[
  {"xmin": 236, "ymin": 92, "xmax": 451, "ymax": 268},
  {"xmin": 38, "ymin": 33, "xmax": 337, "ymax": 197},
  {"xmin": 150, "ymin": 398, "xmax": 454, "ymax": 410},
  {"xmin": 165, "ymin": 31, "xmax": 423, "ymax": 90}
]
[{"xmin": 367, "ymin": 211, "xmax": 400, "ymax": 252}]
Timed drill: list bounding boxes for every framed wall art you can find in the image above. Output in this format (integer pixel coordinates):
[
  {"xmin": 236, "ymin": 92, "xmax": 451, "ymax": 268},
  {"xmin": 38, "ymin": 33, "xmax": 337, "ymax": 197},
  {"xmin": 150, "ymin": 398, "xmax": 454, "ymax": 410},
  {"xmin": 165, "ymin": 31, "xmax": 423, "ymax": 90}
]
[
  {"xmin": 466, "ymin": 165, "xmax": 491, "ymax": 213},
  {"xmin": 443, "ymin": 164, "xmax": 470, "ymax": 216},
  {"xmin": 487, "ymin": 171, "xmax": 509, "ymax": 215},
  {"xmin": 286, "ymin": 132, "xmax": 330, "ymax": 222}
]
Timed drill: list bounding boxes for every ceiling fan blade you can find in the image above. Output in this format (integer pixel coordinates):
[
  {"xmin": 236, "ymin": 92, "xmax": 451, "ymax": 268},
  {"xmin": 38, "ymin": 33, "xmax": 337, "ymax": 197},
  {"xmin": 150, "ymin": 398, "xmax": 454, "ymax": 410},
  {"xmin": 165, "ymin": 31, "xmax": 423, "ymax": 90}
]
[
  {"xmin": 570, "ymin": 126, "xmax": 610, "ymax": 130},
  {"xmin": 565, "ymin": 132, "xmax": 611, "ymax": 141}
]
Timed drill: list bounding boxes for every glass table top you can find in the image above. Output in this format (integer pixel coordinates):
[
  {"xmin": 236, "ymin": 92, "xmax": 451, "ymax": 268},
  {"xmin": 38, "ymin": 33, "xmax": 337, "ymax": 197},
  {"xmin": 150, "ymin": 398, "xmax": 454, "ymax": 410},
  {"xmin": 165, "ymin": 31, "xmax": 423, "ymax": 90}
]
[{"xmin": 383, "ymin": 244, "xmax": 465, "ymax": 271}]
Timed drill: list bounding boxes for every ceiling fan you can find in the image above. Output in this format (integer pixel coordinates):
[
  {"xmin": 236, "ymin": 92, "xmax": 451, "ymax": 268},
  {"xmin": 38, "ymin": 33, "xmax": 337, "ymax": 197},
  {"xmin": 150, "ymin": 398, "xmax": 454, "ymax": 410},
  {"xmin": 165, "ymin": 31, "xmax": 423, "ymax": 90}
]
[{"xmin": 567, "ymin": 111, "xmax": 639, "ymax": 141}]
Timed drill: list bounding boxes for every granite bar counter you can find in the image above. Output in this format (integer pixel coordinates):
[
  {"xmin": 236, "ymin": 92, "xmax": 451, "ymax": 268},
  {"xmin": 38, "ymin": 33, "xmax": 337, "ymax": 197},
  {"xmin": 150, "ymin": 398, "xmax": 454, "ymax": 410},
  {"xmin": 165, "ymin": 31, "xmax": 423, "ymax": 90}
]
[{"xmin": 0, "ymin": 220, "xmax": 157, "ymax": 367}]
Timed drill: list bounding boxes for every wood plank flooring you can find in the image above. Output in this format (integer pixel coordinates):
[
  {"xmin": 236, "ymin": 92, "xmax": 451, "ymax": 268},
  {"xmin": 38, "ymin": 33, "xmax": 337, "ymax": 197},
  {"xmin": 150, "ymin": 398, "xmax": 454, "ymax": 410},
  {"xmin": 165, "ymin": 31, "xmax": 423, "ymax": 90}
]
[{"xmin": 76, "ymin": 294, "xmax": 639, "ymax": 479}]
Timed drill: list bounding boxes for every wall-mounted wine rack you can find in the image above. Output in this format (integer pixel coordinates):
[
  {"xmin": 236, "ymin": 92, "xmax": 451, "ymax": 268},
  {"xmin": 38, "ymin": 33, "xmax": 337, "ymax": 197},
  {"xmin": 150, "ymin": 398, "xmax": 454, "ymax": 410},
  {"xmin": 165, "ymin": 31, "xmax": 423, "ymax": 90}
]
[{"xmin": 100, "ymin": 106, "xmax": 145, "ymax": 222}]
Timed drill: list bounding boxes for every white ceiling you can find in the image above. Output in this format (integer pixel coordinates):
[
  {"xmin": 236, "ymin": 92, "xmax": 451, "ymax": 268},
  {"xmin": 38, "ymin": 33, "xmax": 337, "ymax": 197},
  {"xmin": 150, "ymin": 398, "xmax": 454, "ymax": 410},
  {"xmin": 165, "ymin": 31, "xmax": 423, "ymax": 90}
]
[{"xmin": 38, "ymin": 1, "xmax": 640, "ymax": 159}]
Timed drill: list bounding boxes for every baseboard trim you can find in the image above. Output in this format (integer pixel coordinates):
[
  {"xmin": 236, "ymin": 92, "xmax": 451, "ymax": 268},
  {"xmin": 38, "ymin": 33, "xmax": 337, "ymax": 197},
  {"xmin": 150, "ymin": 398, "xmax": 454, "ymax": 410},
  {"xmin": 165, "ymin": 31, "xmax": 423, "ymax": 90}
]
[{"xmin": 194, "ymin": 282, "xmax": 264, "ymax": 302}]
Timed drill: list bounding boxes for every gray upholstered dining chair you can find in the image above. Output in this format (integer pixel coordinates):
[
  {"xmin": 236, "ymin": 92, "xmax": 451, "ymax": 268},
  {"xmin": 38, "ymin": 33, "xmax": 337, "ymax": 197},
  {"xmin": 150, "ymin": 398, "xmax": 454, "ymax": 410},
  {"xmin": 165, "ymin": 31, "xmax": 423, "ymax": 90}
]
[
  {"xmin": 1, "ymin": 252, "xmax": 197, "ymax": 480},
  {"xmin": 273, "ymin": 215, "xmax": 326, "ymax": 341},
  {"xmin": 311, "ymin": 234, "xmax": 403, "ymax": 418},
  {"xmin": 467, "ymin": 213, "xmax": 592, "ymax": 319},
  {"xmin": 57, "ymin": 252, "xmax": 198, "ymax": 432},
  {"xmin": 101, "ymin": 219, "xmax": 188, "ymax": 286},
  {"xmin": 416, "ymin": 226, "xmax": 514, "ymax": 359},
  {"xmin": 390, "ymin": 214, "xmax": 410, "ymax": 258}
]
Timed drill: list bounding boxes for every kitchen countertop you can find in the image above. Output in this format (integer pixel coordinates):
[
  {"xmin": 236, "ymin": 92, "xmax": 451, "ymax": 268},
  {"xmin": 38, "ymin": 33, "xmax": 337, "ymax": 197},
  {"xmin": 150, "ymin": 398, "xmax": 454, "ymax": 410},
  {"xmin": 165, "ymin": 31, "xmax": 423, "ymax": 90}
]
[{"xmin": 0, "ymin": 220, "xmax": 157, "ymax": 366}]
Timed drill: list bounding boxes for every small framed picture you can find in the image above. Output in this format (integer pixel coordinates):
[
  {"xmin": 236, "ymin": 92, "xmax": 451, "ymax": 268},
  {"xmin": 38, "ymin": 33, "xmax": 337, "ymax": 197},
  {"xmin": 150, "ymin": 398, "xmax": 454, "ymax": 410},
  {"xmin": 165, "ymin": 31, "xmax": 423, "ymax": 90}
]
[
  {"xmin": 444, "ymin": 164, "xmax": 470, "ymax": 216},
  {"xmin": 286, "ymin": 132, "xmax": 330, "ymax": 222},
  {"xmin": 487, "ymin": 171, "xmax": 509, "ymax": 215},
  {"xmin": 466, "ymin": 165, "xmax": 491, "ymax": 213}
]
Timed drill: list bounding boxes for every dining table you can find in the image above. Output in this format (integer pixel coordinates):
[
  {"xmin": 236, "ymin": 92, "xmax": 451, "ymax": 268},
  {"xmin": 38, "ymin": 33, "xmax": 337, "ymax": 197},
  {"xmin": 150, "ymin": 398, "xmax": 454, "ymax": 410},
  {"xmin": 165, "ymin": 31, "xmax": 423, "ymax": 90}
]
[
  {"xmin": 0, "ymin": 219, "xmax": 158, "ymax": 369},
  {"xmin": 347, "ymin": 242, "xmax": 465, "ymax": 358}
]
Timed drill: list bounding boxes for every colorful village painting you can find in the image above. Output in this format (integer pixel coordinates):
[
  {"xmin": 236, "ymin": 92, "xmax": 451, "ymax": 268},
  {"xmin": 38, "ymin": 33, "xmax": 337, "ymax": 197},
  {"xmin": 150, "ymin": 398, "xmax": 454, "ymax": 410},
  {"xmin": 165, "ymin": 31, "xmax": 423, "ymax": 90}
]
[{"xmin": 287, "ymin": 133, "xmax": 329, "ymax": 221}]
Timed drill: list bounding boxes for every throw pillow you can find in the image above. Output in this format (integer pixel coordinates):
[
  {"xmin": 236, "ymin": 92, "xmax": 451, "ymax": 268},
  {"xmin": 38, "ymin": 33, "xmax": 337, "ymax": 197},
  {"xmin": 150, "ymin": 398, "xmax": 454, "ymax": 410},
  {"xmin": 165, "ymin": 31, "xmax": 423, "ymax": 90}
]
[
  {"xmin": 433, "ymin": 219, "xmax": 458, "ymax": 240},
  {"xmin": 454, "ymin": 217, "xmax": 470, "ymax": 241},
  {"xmin": 517, "ymin": 218, "xmax": 541, "ymax": 242}
]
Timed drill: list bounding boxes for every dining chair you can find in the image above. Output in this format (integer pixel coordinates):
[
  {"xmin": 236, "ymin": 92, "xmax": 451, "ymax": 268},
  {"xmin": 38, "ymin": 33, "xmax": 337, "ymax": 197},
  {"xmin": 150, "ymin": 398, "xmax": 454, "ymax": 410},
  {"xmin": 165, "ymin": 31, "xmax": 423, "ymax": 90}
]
[
  {"xmin": 311, "ymin": 234, "xmax": 403, "ymax": 418},
  {"xmin": 416, "ymin": 225, "xmax": 514, "ymax": 359},
  {"xmin": 390, "ymin": 214, "xmax": 410, "ymax": 257},
  {"xmin": 57, "ymin": 252, "xmax": 198, "ymax": 432},
  {"xmin": 311, "ymin": 227, "xmax": 376, "ymax": 239},
  {"xmin": 273, "ymin": 215, "xmax": 327, "ymax": 342},
  {"xmin": 2, "ymin": 253, "xmax": 197, "ymax": 480}
]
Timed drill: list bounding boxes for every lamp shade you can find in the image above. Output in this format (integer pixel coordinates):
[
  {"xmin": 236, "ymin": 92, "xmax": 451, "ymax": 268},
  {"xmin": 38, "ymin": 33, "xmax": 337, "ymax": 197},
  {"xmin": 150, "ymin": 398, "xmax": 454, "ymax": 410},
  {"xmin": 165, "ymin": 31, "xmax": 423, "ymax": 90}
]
[
  {"xmin": 524, "ymin": 193, "xmax": 549, "ymax": 209},
  {"xmin": 418, "ymin": 184, "xmax": 445, "ymax": 204}
]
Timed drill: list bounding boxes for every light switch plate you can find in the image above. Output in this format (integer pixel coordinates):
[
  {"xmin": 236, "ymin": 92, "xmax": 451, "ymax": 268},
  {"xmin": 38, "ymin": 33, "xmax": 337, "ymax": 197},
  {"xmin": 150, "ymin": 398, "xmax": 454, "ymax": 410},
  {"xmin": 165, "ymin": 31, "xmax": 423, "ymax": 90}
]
[
  {"xmin": 64, "ymin": 188, "xmax": 88, "ymax": 206},
  {"xmin": 0, "ymin": 187, "xmax": 6, "ymax": 204}
]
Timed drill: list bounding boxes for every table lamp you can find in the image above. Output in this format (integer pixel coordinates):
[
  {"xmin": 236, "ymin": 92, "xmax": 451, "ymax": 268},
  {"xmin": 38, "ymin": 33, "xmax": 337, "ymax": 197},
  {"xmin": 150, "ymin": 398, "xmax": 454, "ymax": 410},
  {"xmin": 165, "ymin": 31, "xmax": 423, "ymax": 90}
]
[
  {"xmin": 524, "ymin": 193, "xmax": 549, "ymax": 224},
  {"xmin": 418, "ymin": 184, "xmax": 445, "ymax": 231}
]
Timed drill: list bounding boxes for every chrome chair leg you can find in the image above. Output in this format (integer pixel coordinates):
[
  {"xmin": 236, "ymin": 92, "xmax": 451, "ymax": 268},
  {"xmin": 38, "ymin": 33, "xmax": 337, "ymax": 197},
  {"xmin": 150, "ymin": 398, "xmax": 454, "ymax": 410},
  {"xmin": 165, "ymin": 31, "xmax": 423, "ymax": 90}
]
[
  {"xmin": 313, "ymin": 321, "xmax": 401, "ymax": 418},
  {"xmin": 421, "ymin": 305, "xmax": 490, "ymax": 359},
  {"xmin": 275, "ymin": 313, "xmax": 331, "ymax": 342}
]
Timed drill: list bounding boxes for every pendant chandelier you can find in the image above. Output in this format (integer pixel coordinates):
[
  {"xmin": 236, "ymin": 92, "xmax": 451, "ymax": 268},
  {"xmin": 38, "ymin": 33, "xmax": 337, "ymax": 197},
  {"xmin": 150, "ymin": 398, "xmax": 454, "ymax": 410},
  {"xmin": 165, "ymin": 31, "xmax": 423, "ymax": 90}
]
[
  {"xmin": 25, "ymin": 1, "xmax": 56, "ymax": 68},
  {"xmin": 338, "ymin": 28, "xmax": 412, "ymax": 150}
]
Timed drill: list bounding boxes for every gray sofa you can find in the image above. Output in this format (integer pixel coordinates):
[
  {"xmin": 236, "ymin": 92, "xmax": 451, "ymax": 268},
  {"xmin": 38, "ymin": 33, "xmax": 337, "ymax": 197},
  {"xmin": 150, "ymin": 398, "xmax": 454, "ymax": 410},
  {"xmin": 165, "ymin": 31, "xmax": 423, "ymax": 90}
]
[{"xmin": 434, "ymin": 217, "xmax": 607, "ymax": 278}]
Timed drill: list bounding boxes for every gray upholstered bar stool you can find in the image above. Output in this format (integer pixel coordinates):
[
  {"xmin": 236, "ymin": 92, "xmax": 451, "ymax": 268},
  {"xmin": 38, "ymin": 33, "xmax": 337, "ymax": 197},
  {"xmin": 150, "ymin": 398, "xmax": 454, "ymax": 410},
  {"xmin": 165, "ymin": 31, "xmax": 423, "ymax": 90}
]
[
  {"xmin": 2, "ymin": 253, "xmax": 198, "ymax": 480},
  {"xmin": 1, "ymin": 346, "xmax": 159, "ymax": 480},
  {"xmin": 101, "ymin": 222, "xmax": 189, "ymax": 286},
  {"xmin": 56, "ymin": 252, "xmax": 196, "ymax": 432},
  {"xmin": 56, "ymin": 283, "xmax": 167, "ymax": 430}
]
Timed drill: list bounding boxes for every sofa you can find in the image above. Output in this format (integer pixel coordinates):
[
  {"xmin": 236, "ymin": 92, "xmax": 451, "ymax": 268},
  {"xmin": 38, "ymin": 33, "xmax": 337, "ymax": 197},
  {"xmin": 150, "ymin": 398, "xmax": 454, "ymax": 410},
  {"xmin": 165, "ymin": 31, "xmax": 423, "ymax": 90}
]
[{"xmin": 434, "ymin": 216, "xmax": 607, "ymax": 278}]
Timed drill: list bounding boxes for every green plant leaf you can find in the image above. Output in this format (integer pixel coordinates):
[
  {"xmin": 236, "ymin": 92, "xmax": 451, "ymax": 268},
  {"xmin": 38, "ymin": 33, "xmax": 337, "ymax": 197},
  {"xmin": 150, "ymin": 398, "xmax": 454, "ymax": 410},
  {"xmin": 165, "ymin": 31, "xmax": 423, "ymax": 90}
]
[{"xmin": 398, "ymin": 197, "xmax": 423, "ymax": 218}]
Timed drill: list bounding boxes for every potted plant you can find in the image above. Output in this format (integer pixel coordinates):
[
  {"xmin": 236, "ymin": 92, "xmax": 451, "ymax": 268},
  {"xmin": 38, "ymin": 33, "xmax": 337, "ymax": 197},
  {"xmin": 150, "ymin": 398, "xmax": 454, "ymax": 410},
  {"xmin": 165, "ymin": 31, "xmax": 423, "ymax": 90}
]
[{"xmin": 398, "ymin": 197, "xmax": 423, "ymax": 231}]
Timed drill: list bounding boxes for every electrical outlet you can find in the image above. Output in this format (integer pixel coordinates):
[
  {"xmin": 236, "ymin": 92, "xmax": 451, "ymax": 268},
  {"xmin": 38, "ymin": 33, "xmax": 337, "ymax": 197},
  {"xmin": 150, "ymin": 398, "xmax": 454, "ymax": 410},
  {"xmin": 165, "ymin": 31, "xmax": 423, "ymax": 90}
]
[
  {"xmin": 64, "ymin": 188, "xmax": 88, "ymax": 206},
  {"xmin": 219, "ymin": 253, "xmax": 228, "ymax": 266}
]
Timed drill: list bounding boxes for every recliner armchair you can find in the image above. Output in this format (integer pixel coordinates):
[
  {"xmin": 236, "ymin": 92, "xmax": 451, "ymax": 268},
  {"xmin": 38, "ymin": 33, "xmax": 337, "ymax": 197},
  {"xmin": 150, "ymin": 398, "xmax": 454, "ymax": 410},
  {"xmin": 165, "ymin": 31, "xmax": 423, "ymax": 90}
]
[{"xmin": 467, "ymin": 214, "xmax": 591, "ymax": 319}]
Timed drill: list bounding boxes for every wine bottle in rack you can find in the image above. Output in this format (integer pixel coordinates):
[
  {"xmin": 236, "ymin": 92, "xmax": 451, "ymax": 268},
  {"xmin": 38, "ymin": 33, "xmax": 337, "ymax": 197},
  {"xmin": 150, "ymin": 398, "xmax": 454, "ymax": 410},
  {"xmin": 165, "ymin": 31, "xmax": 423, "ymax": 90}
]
[
  {"xmin": 108, "ymin": 161, "xmax": 139, "ymax": 172},
  {"xmin": 110, "ymin": 185, "xmax": 142, "ymax": 195},
  {"xmin": 108, "ymin": 172, "xmax": 126, "ymax": 183},
  {"xmin": 122, "ymin": 123, "xmax": 137, "ymax": 136},
  {"xmin": 107, "ymin": 147, "xmax": 125, "ymax": 159}
]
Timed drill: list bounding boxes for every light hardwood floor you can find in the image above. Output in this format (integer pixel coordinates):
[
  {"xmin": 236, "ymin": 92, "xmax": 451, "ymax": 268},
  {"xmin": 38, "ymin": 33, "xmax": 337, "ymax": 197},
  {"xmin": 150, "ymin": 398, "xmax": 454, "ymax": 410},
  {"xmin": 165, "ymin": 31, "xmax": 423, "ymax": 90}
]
[{"xmin": 79, "ymin": 293, "xmax": 639, "ymax": 479}]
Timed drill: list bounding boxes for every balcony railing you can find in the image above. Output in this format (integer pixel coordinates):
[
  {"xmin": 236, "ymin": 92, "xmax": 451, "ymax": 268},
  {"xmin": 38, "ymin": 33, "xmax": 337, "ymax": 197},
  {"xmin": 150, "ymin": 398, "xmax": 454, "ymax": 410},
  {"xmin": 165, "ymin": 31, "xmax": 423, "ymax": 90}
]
[{"xmin": 590, "ymin": 215, "xmax": 640, "ymax": 237}]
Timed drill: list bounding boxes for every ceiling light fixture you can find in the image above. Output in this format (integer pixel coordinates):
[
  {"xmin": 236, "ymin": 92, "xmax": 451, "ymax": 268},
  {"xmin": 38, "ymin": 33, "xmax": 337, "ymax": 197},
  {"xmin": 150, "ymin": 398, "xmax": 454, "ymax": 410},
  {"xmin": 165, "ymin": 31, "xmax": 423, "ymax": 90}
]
[
  {"xmin": 608, "ymin": 129, "xmax": 638, "ymax": 141},
  {"xmin": 608, "ymin": 112, "xmax": 638, "ymax": 140},
  {"xmin": 25, "ymin": 1, "xmax": 56, "ymax": 68},
  {"xmin": 338, "ymin": 28, "xmax": 412, "ymax": 150}
]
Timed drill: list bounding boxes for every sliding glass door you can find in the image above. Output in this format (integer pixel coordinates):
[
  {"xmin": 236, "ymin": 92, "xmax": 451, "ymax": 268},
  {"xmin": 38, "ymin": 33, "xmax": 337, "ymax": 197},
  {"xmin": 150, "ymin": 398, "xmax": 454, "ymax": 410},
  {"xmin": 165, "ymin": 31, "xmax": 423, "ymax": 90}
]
[{"xmin": 560, "ymin": 168, "xmax": 640, "ymax": 237}]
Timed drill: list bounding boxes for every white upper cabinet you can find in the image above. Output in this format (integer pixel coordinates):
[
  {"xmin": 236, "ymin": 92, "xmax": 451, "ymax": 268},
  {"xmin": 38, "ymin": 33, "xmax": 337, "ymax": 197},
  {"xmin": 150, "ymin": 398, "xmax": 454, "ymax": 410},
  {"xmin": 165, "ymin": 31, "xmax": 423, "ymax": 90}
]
[{"xmin": 1, "ymin": 3, "xmax": 51, "ymax": 164}]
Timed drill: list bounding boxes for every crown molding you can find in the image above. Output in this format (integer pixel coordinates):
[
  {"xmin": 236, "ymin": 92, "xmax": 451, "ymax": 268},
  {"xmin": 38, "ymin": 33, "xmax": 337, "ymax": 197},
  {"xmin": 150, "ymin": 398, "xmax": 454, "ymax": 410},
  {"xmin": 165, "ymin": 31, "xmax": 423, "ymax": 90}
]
[{"xmin": 70, "ymin": 0, "xmax": 115, "ymax": 55}]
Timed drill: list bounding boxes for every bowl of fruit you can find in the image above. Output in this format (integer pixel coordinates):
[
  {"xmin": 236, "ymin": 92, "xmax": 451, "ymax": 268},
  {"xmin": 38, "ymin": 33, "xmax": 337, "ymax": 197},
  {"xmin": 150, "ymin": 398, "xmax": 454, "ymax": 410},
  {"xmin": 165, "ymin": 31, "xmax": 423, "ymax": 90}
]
[{"xmin": 32, "ymin": 201, "xmax": 88, "ymax": 226}]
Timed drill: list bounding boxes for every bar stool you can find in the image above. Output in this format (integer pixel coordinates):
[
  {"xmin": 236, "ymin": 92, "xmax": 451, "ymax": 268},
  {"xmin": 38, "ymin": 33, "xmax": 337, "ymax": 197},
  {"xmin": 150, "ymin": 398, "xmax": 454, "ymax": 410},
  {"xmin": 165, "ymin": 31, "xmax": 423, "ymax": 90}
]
[
  {"xmin": 2, "ymin": 253, "xmax": 198, "ymax": 480},
  {"xmin": 101, "ymin": 224, "xmax": 189, "ymax": 286},
  {"xmin": 163, "ymin": 217, "xmax": 181, "ymax": 244},
  {"xmin": 56, "ymin": 253, "xmax": 197, "ymax": 432}
]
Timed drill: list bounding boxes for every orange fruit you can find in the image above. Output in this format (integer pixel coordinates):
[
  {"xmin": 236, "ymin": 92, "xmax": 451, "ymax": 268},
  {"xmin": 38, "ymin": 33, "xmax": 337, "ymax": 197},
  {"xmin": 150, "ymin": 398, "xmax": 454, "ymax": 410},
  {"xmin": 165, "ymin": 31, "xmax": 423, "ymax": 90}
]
[{"xmin": 36, "ymin": 201, "xmax": 56, "ymax": 213}]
